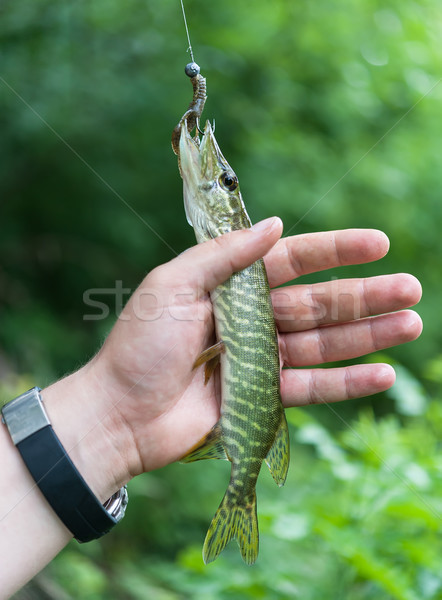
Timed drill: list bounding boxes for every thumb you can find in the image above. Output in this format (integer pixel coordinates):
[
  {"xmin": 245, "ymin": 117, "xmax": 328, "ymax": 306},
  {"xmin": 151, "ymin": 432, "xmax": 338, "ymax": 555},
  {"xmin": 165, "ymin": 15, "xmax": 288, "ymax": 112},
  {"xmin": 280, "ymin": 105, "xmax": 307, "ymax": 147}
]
[{"xmin": 160, "ymin": 217, "xmax": 283, "ymax": 295}]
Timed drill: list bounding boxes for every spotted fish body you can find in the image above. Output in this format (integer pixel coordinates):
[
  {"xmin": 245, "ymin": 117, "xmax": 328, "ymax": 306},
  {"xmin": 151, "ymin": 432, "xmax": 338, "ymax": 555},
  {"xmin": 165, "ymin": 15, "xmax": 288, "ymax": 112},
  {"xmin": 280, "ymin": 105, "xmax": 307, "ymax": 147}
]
[
  {"xmin": 205, "ymin": 257, "xmax": 289, "ymax": 565},
  {"xmin": 175, "ymin": 115, "xmax": 289, "ymax": 565}
]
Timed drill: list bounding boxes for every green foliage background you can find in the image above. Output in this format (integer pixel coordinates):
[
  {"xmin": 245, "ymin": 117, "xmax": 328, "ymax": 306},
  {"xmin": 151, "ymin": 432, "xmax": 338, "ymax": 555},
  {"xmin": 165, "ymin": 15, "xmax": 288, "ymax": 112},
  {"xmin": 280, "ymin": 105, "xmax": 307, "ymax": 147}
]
[{"xmin": 1, "ymin": 0, "xmax": 441, "ymax": 598}]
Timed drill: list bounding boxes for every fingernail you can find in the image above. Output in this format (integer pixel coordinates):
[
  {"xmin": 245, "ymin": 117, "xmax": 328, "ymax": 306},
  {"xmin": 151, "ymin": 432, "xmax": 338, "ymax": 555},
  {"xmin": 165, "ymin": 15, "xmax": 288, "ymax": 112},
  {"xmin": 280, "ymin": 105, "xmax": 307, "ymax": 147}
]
[{"xmin": 251, "ymin": 216, "xmax": 281, "ymax": 233}]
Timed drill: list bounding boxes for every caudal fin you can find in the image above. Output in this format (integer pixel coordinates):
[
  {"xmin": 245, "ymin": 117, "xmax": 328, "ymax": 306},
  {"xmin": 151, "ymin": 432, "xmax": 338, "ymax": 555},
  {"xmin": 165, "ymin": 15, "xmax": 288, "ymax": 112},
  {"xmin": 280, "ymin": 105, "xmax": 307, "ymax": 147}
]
[{"xmin": 203, "ymin": 489, "xmax": 258, "ymax": 565}]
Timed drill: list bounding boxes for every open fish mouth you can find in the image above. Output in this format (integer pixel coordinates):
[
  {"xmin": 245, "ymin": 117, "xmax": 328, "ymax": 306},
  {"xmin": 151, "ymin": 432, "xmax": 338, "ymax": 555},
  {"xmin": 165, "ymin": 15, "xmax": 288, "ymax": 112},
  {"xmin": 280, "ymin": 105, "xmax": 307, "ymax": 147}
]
[{"xmin": 179, "ymin": 119, "xmax": 229, "ymax": 182}]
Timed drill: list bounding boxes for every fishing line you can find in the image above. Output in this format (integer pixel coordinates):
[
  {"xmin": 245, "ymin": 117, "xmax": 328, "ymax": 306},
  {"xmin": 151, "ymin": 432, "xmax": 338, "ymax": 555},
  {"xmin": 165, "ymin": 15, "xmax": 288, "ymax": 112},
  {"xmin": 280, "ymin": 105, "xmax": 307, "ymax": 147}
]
[{"xmin": 180, "ymin": 0, "xmax": 195, "ymax": 63}]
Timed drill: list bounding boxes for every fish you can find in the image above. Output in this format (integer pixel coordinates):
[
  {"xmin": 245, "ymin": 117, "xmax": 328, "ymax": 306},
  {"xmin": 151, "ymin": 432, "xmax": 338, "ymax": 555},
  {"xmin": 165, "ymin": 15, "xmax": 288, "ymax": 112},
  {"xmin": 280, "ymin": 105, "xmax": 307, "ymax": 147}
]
[{"xmin": 172, "ymin": 68, "xmax": 289, "ymax": 565}]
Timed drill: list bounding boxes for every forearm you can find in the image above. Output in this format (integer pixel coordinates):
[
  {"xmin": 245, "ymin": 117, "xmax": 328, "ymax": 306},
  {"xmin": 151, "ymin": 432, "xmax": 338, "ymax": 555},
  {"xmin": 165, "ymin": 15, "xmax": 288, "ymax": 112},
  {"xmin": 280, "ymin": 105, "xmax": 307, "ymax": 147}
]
[
  {"xmin": 0, "ymin": 410, "xmax": 70, "ymax": 598},
  {"xmin": 0, "ymin": 366, "xmax": 132, "ymax": 598}
]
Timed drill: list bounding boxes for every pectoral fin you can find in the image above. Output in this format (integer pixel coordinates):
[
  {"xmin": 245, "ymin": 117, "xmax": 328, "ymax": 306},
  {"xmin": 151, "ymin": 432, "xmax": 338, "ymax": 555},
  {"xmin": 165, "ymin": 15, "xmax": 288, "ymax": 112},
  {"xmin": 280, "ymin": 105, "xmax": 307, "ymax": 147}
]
[
  {"xmin": 265, "ymin": 411, "xmax": 290, "ymax": 486},
  {"xmin": 180, "ymin": 421, "xmax": 227, "ymax": 463},
  {"xmin": 193, "ymin": 340, "xmax": 225, "ymax": 385}
]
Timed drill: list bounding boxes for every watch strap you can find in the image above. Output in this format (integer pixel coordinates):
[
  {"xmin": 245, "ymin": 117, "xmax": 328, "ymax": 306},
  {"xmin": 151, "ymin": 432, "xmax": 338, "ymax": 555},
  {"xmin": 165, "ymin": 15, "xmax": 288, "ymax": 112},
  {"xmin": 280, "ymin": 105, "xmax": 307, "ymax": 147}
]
[{"xmin": 2, "ymin": 387, "xmax": 128, "ymax": 542}]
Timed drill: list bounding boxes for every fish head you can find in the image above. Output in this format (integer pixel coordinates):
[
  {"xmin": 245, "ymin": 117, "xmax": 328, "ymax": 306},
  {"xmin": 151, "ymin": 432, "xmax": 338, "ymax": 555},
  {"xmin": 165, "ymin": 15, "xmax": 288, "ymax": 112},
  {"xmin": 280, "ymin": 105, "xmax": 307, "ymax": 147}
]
[{"xmin": 179, "ymin": 120, "xmax": 250, "ymax": 242}]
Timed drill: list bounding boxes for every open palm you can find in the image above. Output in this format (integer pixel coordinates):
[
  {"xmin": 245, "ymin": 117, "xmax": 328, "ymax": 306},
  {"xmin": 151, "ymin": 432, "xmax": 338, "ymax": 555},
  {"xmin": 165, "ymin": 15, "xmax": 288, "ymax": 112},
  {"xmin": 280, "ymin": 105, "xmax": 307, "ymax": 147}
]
[{"xmin": 93, "ymin": 219, "xmax": 422, "ymax": 475}]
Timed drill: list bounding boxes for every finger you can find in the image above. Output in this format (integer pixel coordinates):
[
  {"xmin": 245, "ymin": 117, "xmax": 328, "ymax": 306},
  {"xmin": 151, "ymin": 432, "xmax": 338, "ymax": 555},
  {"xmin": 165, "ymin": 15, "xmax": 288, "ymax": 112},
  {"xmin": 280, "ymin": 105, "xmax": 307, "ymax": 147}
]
[
  {"xmin": 281, "ymin": 363, "xmax": 395, "ymax": 407},
  {"xmin": 151, "ymin": 217, "xmax": 283, "ymax": 296},
  {"xmin": 273, "ymin": 273, "xmax": 422, "ymax": 332},
  {"xmin": 264, "ymin": 229, "xmax": 389, "ymax": 288},
  {"xmin": 281, "ymin": 309, "xmax": 422, "ymax": 367}
]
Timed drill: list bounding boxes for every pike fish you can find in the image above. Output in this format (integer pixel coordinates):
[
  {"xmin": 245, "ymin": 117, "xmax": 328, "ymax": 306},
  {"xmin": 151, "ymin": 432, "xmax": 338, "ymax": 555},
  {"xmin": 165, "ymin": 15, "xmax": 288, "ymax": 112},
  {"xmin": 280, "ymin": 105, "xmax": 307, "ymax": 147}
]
[{"xmin": 172, "ymin": 67, "xmax": 289, "ymax": 565}]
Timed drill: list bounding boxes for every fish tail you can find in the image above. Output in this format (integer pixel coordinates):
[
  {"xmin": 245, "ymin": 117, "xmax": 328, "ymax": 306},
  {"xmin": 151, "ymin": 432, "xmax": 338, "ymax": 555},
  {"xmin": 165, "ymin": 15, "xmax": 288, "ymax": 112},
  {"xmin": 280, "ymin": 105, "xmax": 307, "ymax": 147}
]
[{"xmin": 203, "ymin": 486, "xmax": 258, "ymax": 565}]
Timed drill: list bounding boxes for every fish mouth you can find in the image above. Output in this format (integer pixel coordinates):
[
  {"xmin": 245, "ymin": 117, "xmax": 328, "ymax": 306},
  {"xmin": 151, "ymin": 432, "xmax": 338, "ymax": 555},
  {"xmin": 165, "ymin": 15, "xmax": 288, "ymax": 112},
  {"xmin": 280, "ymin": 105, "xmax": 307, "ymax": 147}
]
[
  {"xmin": 179, "ymin": 120, "xmax": 229, "ymax": 182},
  {"xmin": 199, "ymin": 121, "xmax": 229, "ymax": 177},
  {"xmin": 178, "ymin": 119, "xmax": 200, "ymax": 185}
]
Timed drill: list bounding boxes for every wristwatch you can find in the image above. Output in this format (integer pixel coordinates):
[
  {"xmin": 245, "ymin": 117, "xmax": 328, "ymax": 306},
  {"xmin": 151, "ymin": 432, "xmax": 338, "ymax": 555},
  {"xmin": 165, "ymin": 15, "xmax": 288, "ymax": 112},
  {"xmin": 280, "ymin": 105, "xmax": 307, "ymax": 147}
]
[{"xmin": 1, "ymin": 387, "xmax": 128, "ymax": 542}]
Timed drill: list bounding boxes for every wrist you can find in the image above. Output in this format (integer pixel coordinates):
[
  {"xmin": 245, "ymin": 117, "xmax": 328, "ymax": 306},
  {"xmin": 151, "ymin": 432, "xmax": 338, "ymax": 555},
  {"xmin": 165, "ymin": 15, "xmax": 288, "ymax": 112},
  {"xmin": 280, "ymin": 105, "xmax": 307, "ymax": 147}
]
[{"xmin": 41, "ymin": 362, "xmax": 136, "ymax": 503}]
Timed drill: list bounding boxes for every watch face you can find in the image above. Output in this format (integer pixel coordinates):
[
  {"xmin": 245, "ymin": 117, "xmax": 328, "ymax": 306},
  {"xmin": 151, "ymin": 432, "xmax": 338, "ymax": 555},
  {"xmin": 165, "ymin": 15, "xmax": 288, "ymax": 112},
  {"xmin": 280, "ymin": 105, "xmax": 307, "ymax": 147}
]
[{"xmin": 103, "ymin": 486, "xmax": 129, "ymax": 522}]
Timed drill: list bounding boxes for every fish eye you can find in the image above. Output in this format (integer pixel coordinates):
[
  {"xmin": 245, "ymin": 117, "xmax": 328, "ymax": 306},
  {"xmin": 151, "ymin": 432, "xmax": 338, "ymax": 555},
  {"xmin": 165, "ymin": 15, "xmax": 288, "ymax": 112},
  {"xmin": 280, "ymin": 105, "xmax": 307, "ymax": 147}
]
[{"xmin": 219, "ymin": 172, "xmax": 238, "ymax": 191}]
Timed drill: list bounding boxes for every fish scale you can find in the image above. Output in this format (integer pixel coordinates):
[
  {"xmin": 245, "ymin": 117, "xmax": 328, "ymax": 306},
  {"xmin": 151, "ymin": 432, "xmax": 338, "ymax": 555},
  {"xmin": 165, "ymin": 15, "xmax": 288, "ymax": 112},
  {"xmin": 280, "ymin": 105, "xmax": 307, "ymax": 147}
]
[
  {"xmin": 172, "ymin": 71, "xmax": 290, "ymax": 565},
  {"xmin": 216, "ymin": 269, "xmax": 281, "ymax": 463}
]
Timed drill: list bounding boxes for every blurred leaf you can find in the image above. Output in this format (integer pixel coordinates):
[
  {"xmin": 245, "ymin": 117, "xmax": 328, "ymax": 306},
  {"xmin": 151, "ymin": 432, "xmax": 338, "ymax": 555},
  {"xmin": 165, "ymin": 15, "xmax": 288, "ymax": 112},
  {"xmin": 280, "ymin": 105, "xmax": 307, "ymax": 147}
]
[{"xmin": 387, "ymin": 365, "xmax": 428, "ymax": 416}]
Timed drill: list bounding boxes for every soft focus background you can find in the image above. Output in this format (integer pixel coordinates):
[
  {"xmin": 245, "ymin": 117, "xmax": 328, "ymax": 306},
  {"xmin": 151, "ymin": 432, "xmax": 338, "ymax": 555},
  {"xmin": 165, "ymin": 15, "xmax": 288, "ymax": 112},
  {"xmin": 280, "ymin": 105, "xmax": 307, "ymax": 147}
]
[{"xmin": 1, "ymin": 0, "xmax": 441, "ymax": 598}]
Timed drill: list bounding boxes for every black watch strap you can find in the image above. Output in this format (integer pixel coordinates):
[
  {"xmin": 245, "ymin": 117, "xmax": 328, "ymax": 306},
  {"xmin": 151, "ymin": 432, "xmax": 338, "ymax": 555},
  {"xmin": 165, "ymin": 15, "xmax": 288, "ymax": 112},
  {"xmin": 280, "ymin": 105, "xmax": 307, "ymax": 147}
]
[{"xmin": 1, "ymin": 387, "xmax": 128, "ymax": 542}]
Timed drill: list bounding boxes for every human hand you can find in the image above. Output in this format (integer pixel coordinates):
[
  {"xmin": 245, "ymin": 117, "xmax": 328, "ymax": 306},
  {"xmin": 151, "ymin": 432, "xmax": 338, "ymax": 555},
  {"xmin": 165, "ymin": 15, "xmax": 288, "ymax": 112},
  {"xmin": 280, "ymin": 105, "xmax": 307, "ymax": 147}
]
[{"xmin": 44, "ymin": 218, "xmax": 422, "ymax": 499}]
